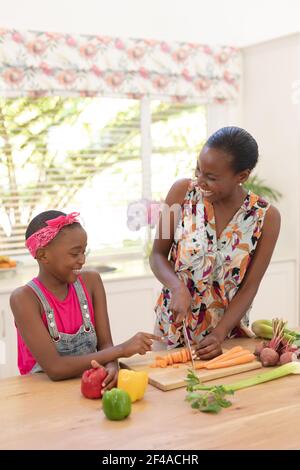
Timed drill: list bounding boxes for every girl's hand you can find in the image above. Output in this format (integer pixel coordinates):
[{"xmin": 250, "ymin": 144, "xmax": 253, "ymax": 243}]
[
  {"xmin": 120, "ymin": 332, "xmax": 164, "ymax": 358},
  {"xmin": 169, "ymin": 282, "xmax": 192, "ymax": 323},
  {"xmin": 194, "ymin": 331, "xmax": 223, "ymax": 360},
  {"xmin": 91, "ymin": 359, "xmax": 118, "ymax": 394}
]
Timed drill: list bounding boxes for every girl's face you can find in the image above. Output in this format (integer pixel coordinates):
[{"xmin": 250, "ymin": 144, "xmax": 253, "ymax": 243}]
[
  {"xmin": 195, "ymin": 146, "xmax": 248, "ymax": 203},
  {"xmin": 41, "ymin": 225, "xmax": 88, "ymax": 283}
]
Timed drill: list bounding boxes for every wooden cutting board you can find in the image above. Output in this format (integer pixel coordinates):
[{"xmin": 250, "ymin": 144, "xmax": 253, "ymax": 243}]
[{"xmin": 120, "ymin": 348, "xmax": 262, "ymax": 391}]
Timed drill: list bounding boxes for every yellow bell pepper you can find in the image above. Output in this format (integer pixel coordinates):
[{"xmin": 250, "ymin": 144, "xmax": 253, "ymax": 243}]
[{"xmin": 117, "ymin": 369, "xmax": 148, "ymax": 403}]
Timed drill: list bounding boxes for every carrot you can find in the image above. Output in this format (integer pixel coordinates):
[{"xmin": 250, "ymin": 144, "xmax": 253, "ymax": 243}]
[
  {"xmin": 205, "ymin": 353, "xmax": 255, "ymax": 369},
  {"xmin": 203, "ymin": 349, "xmax": 252, "ymax": 368},
  {"xmin": 195, "ymin": 361, "xmax": 207, "ymax": 369},
  {"xmin": 205, "ymin": 346, "xmax": 244, "ymax": 364},
  {"xmin": 194, "ymin": 346, "xmax": 245, "ymax": 369}
]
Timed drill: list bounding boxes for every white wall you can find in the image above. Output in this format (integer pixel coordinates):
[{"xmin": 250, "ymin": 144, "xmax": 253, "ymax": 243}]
[
  {"xmin": 0, "ymin": 0, "xmax": 300, "ymax": 46},
  {"xmin": 242, "ymin": 34, "xmax": 300, "ymax": 325},
  {"xmin": 242, "ymin": 34, "xmax": 300, "ymax": 263}
]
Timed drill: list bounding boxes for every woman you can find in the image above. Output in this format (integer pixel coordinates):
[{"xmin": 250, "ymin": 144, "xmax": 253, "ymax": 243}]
[{"xmin": 150, "ymin": 126, "xmax": 280, "ymax": 360}]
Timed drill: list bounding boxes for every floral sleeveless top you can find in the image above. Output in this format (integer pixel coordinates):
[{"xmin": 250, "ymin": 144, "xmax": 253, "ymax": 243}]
[{"xmin": 155, "ymin": 179, "xmax": 270, "ymax": 348}]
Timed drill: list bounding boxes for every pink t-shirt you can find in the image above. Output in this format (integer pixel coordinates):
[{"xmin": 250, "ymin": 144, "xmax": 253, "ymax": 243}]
[{"xmin": 17, "ymin": 276, "xmax": 95, "ymax": 375}]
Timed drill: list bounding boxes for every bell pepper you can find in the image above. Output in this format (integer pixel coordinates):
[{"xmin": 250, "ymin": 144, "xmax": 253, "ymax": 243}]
[
  {"xmin": 81, "ymin": 366, "xmax": 107, "ymax": 399},
  {"xmin": 117, "ymin": 369, "xmax": 148, "ymax": 403},
  {"xmin": 102, "ymin": 388, "xmax": 131, "ymax": 421}
]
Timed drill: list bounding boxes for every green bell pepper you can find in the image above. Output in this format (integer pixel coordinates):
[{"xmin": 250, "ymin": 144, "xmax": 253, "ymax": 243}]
[{"xmin": 102, "ymin": 388, "xmax": 132, "ymax": 421}]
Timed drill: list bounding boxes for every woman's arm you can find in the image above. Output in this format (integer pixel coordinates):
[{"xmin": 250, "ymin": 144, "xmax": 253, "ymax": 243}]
[
  {"xmin": 10, "ymin": 282, "xmax": 161, "ymax": 381},
  {"xmin": 149, "ymin": 178, "xmax": 193, "ymax": 322},
  {"xmin": 196, "ymin": 205, "xmax": 281, "ymax": 359}
]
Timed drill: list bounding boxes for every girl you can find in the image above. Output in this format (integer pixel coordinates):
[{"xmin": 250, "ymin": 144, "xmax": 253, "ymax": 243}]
[
  {"xmin": 10, "ymin": 210, "xmax": 162, "ymax": 388},
  {"xmin": 150, "ymin": 126, "xmax": 281, "ymax": 360}
]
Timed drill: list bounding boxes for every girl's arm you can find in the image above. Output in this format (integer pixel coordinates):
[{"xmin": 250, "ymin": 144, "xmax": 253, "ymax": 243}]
[
  {"xmin": 10, "ymin": 284, "xmax": 160, "ymax": 381},
  {"xmin": 149, "ymin": 178, "xmax": 192, "ymax": 322},
  {"xmin": 195, "ymin": 205, "xmax": 281, "ymax": 360}
]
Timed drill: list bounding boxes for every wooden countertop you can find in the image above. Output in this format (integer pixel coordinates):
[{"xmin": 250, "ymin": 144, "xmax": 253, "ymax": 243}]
[{"xmin": 1, "ymin": 338, "xmax": 300, "ymax": 450}]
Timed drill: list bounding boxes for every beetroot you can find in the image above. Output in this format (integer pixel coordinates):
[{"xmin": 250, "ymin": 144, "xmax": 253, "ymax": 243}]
[
  {"xmin": 81, "ymin": 366, "xmax": 107, "ymax": 399},
  {"xmin": 254, "ymin": 341, "xmax": 269, "ymax": 356},
  {"xmin": 279, "ymin": 352, "xmax": 297, "ymax": 365},
  {"xmin": 260, "ymin": 347, "xmax": 279, "ymax": 367}
]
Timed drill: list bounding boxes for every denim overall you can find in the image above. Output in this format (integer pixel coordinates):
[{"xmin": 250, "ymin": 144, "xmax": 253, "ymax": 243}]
[{"xmin": 27, "ymin": 279, "xmax": 98, "ymax": 373}]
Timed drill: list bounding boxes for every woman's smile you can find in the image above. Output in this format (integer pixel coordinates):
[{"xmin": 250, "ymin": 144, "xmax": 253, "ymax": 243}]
[{"xmin": 199, "ymin": 187, "xmax": 214, "ymax": 197}]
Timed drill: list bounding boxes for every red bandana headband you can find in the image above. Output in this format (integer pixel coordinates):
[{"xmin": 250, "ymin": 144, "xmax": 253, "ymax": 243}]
[{"xmin": 25, "ymin": 212, "xmax": 80, "ymax": 258}]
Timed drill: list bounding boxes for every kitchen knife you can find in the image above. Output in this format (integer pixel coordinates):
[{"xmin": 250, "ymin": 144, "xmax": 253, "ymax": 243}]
[{"xmin": 182, "ymin": 321, "xmax": 196, "ymax": 370}]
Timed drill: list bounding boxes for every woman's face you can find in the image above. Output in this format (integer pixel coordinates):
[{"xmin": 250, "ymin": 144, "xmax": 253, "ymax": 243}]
[{"xmin": 195, "ymin": 146, "xmax": 246, "ymax": 203}]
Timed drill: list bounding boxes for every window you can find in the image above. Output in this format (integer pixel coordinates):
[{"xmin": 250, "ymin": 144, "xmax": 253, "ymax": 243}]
[{"xmin": 0, "ymin": 97, "xmax": 206, "ymax": 258}]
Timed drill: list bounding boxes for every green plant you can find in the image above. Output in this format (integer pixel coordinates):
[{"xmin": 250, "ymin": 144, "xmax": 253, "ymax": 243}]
[{"xmin": 244, "ymin": 175, "xmax": 282, "ymax": 202}]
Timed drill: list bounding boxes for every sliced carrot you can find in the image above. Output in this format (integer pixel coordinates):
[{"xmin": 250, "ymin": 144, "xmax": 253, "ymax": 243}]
[
  {"xmin": 174, "ymin": 352, "xmax": 181, "ymax": 363},
  {"xmin": 159, "ymin": 359, "xmax": 168, "ymax": 367},
  {"xmin": 186, "ymin": 348, "xmax": 191, "ymax": 361},
  {"xmin": 180, "ymin": 350, "xmax": 185, "ymax": 363},
  {"xmin": 205, "ymin": 353, "xmax": 255, "ymax": 369},
  {"xmin": 150, "ymin": 347, "xmax": 194, "ymax": 368},
  {"xmin": 166, "ymin": 354, "xmax": 172, "ymax": 365}
]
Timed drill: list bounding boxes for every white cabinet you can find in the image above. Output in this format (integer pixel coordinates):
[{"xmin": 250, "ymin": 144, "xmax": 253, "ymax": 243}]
[
  {"xmin": 249, "ymin": 260, "xmax": 297, "ymax": 328},
  {"xmin": 0, "ymin": 292, "xmax": 19, "ymax": 379},
  {"xmin": 103, "ymin": 277, "xmax": 160, "ymax": 345}
]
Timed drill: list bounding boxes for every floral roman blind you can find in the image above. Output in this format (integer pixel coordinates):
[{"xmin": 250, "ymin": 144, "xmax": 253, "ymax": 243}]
[{"xmin": 0, "ymin": 29, "xmax": 241, "ymax": 102}]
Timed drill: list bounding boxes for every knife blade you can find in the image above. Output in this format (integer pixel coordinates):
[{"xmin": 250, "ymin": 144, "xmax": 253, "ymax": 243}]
[{"xmin": 182, "ymin": 321, "xmax": 196, "ymax": 370}]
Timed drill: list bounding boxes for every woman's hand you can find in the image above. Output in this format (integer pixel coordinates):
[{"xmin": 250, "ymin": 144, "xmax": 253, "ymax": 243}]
[
  {"xmin": 120, "ymin": 332, "xmax": 164, "ymax": 358},
  {"xmin": 91, "ymin": 359, "xmax": 118, "ymax": 394},
  {"xmin": 194, "ymin": 331, "xmax": 224, "ymax": 360},
  {"xmin": 169, "ymin": 282, "xmax": 192, "ymax": 323}
]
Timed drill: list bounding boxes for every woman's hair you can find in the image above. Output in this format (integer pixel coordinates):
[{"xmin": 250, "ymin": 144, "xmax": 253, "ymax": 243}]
[
  {"xmin": 205, "ymin": 126, "xmax": 258, "ymax": 173},
  {"xmin": 25, "ymin": 210, "xmax": 67, "ymax": 240}
]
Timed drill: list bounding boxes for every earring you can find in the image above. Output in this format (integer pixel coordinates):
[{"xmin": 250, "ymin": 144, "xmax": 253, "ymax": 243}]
[{"xmin": 239, "ymin": 183, "xmax": 242, "ymax": 186}]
